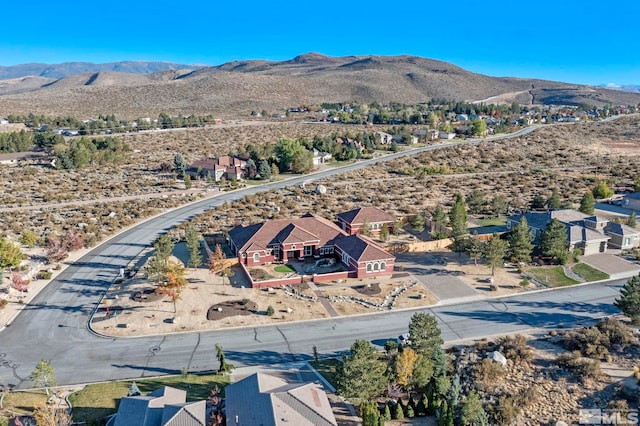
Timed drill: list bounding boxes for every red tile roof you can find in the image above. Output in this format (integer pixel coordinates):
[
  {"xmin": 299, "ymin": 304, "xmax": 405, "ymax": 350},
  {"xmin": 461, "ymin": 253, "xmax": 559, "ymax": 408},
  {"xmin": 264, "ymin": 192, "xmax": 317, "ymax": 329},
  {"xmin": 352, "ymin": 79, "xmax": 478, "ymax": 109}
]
[
  {"xmin": 336, "ymin": 207, "xmax": 395, "ymax": 225},
  {"xmin": 335, "ymin": 235, "xmax": 394, "ymax": 262}
]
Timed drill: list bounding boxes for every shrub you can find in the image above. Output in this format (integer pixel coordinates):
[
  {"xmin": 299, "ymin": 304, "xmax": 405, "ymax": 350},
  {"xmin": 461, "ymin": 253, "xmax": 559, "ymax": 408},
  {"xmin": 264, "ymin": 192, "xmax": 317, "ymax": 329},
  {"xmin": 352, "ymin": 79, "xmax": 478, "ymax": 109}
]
[
  {"xmin": 0, "ymin": 299, "xmax": 8, "ymax": 309},
  {"xmin": 497, "ymin": 334, "xmax": 533, "ymax": 362},
  {"xmin": 266, "ymin": 305, "xmax": 275, "ymax": 316},
  {"xmin": 474, "ymin": 358, "xmax": 505, "ymax": 386},
  {"xmin": 556, "ymin": 351, "xmax": 601, "ymax": 381}
]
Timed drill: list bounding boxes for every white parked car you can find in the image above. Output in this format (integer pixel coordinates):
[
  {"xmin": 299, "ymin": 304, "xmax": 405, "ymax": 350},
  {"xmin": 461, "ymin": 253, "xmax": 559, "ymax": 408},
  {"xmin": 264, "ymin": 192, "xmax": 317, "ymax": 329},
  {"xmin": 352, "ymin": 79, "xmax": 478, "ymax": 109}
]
[{"xmin": 397, "ymin": 333, "xmax": 411, "ymax": 345}]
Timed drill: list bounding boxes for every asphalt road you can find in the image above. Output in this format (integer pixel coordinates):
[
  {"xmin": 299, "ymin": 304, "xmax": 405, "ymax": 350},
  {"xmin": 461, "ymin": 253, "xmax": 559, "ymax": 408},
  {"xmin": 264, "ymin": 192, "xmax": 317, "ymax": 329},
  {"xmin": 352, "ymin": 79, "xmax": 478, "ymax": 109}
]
[{"xmin": 4, "ymin": 124, "xmax": 621, "ymax": 390}]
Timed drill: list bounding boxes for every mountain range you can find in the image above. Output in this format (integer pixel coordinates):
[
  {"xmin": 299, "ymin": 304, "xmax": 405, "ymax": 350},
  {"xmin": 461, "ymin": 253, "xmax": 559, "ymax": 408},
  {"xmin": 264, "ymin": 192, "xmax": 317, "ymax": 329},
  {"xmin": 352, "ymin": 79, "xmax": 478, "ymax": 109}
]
[{"xmin": 0, "ymin": 53, "xmax": 638, "ymax": 118}]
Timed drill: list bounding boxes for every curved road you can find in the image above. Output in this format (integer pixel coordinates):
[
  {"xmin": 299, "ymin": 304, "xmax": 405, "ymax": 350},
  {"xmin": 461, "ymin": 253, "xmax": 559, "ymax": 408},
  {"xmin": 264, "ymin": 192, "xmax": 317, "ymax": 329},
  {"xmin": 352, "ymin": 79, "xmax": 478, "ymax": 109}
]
[{"xmin": 2, "ymin": 125, "xmax": 623, "ymax": 389}]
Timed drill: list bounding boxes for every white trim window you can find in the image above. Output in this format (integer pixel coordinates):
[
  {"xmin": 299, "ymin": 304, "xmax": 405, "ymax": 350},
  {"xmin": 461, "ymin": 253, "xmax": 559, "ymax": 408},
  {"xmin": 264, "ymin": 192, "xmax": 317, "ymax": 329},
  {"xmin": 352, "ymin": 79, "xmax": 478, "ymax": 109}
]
[
  {"xmin": 253, "ymin": 253, "xmax": 260, "ymax": 262},
  {"xmin": 304, "ymin": 245, "xmax": 313, "ymax": 256},
  {"xmin": 342, "ymin": 252, "xmax": 349, "ymax": 264},
  {"xmin": 380, "ymin": 261, "xmax": 386, "ymax": 271}
]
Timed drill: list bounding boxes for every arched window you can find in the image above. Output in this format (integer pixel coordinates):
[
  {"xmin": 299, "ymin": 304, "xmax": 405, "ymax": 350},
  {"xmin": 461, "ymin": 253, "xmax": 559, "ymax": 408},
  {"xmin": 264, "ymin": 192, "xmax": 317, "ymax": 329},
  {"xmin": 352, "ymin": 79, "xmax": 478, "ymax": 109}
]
[
  {"xmin": 373, "ymin": 262, "xmax": 380, "ymax": 271},
  {"xmin": 367, "ymin": 263, "xmax": 372, "ymax": 272},
  {"xmin": 253, "ymin": 253, "xmax": 259, "ymax": 262},
  {"xmin": 380, "ymin": 261, "xmax": 386, "ymax": 271}
]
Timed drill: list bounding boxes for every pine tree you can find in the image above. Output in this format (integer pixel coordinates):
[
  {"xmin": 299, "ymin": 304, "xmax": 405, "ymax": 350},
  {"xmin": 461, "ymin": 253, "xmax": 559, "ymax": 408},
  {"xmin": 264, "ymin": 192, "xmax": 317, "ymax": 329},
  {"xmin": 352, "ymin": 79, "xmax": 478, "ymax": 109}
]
[
  {"xmin": 184, "ymin": 223, "xmax": 202, "ymax": 268},
  {"xmin": 614, "ymin": 274, "xmax": 640, "ymax": 323},
  {"xmin": 508, "ymin": 217, "xmax": 534, "ymax": 264},
  {"xmin": 382, "ymin": 402, "xmax": 392, "ymax": 421},
  {"xmin": 461, "ymin": 390, "xmax": 488, "ymax": 426},
  {"xmin": 579, "ymin": 191, "xmax": 595, "ymax": 215},
  {"xmin": 547, "ymin": 188, "xmax": 561, "ymax": 209},
  {"xmin": 412, "ymin": 214, "xmax": 425, "ymax": 233},
  {"xmin": 433, "ymin": 204, "xmax": 448, "ymax": 225},
  {"xmin": 337, "ymin": 340, "xmax": 387, "ymax": 400},
  {"xmin": 173, "ymin": 152, "xmax": 186, "ymax": 178},
  {"xmin": 409, "ymin": 313, "xmax": 443, "ymax": 357},
  {"xmin": 380, "ymin": 224, "xmax": 390, "ymax": 242},
  {"xmin": 449, "ymin": 194, "xmax": 468, "ymax": 239},
  {"xmin": 540, "ymin": 219, "xmax": 569, "ymax": 264}
]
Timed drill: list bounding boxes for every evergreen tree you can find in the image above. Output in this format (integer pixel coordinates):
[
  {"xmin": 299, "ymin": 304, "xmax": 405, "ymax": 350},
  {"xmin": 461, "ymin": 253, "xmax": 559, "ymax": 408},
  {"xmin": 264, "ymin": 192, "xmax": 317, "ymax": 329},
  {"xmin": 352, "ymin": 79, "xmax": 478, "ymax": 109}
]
[
  {"xmin": 432, "ymin": 204, "xmax": 448, "ymax": 225},
  {"xmin": 547, "ymin": 188, "xmax": 561, "ymax": 209},
  {"xmin": 483, "ymin": 233, "xmax": 509, "ymax": 276},
  {"xmin": 185, "ymin": 224, "xmax": 202, "ymax": 268},
  {"xmin": 449, "ymin": 194, "xmax": 468, "ymax": 254},
  {"xmin": 409, "ymin": 312, "xmax": 443, "ymax": 357},
  {"xmin": 449, "ymin": 194, "xmax": 468, "ymax": 238},
  {"xmin": 467, "ymin": 234, "xmax": 483, "ymax": 266},
  {"xmin": 579, "ymin": 191, "xmax": 595, "ymax": 215},
  {"xmin": 530, "ymin": 193, "xmax": 546, "ymax": 209},
  {"xmin": 412, "ymin": 214, "xmax": 425, "ymax": 233},
  {"xmin": 30, "ymin": 359, "xmax": 57, "ymax": 396},
  {"xmin": 382, "ymin": 402, "xmax": 392, "ymax": 421},
  {"xmin": 394, "ymin": 402, "xmax": 404, "ymax": 420},
  {"xmin": 540, "ymin": 219, "xmax": 569, "ymax": 264},
  {"xmin": 461, "ymin": 390, "xmax": 489, "ymax": 426},
  {"xmin": 508, "ymin": 217, "xmax": 534, "ymax": 264},
  {"xmin": 447, "ymin": 374, "xmax": 462, "ymax": 408},
  {"xmin": 337, "ymin": 340, "xmax": 387, "ymax": 400},
  {"xmin": 153, "ymin": 234, "xmax": 175, "ymax": 270},
  {"xmin": 439, "ymin": 400, "xmax": 453, "ymax": 426},
  {"xmin": 360, "ymin": 400, "xmax": 380, "ymax": 426},
  {"xmin": 258, "ymin": 159, "xmax": 272, "ymax": 179},
  {"xmin": 173, "ymin": 152, "xmax": 186, "ymax": 178},
  {"xmin": 614, "ymin": 274, "xmax": 640, "ymax": 323},
  {"xmin": 410, "ymin": 355, "xmax": 435, "ymax": 390}
]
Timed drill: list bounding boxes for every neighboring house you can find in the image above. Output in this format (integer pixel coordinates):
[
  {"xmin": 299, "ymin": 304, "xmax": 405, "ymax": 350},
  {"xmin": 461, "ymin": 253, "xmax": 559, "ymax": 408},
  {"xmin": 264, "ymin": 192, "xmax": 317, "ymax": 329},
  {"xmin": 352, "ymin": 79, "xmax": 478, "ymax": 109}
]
[
  {"xmin": 187, "ymin": 155, "xmax": 247, "ymax": 181},
  {"xmin": 0, "ymin": 118, "xmax": 8, "ymax": 125},
  {"xmin": 391, "ymin": 134, "xmax": 418, "ymax": 145},
  {"xmin": 605, "ymin": 222, "xmax": 640, "ymax": 249},
  {"xmin": 621, "ymin": 192, "xmax": 640, "ymax": 210},
  {"xmin": 375, "ymin": 131, "xmax": 393, "ymax": 145},
  {"xmin": 312, "ymin": 149, "xmax": 332, "ymax": 165},
  {"xmin": 455, "ymin": 114, "xmax": 469, "ymax": 122},
  {"xmin": 336, "ymin": 206, "xmax": 395, "ymax": 236},
  {"xmin": 227, "ymin": 212, "xmax": 395, "ymax": 280},
  {"xmin": 439, "ymin": 131, "xmax": 456, "ymax": 140},
  {"xmin": 225, "ymin": 372, "xmax": 337, "ymax": 426},
  {"xmin": 111, "ymin": 386, "xmax": 206, "ymax": 426},
  {"xmin": 335, "ymin": 137, "xmax": 362, "ymax": 150},
  {"xmin": 507, "ymin": 209, "xmax": 612, "ymax": 255}
]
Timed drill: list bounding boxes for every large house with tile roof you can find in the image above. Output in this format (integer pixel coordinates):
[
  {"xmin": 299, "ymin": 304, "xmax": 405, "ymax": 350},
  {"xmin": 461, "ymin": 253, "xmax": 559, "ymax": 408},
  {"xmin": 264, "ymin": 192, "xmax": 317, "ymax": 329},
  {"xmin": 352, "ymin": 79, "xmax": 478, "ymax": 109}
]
[
  {"xmin": 227, "ymin": 212, "xmax": 395, "ymax": 282},
  {"xmin": 187, "ymin": 155, "xmax": 247, "ymax": 181},
  {"xmin": 507, "ymin": 209, "xmax": 640, "ymax": 254},
  {"xmin": 225, "ymin": 372, "xmax": 337, "ymax": 426},
  {"xmin": 336, "ymin": 206, "xmax": 395, "ymax": 236}
]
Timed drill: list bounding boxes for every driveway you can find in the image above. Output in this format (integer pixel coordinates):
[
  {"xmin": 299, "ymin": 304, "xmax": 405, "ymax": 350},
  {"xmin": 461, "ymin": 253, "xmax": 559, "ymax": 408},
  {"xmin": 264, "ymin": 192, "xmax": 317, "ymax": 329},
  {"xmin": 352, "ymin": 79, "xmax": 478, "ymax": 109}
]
[
  {"xmin": 580, "ymin": 253, "xmax": 640, "ymax": 280},
  {"xmin": 395, "ymin": 252, "xmax": 480, "ymax": 304}
]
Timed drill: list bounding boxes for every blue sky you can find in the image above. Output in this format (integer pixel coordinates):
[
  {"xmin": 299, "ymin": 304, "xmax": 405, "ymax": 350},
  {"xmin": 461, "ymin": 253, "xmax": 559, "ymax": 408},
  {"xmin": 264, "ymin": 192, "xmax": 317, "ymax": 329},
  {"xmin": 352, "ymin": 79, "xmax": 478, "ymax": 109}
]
[{"xmin": 1, "ymin": 1, "xmax": 638, "ymax": 86}]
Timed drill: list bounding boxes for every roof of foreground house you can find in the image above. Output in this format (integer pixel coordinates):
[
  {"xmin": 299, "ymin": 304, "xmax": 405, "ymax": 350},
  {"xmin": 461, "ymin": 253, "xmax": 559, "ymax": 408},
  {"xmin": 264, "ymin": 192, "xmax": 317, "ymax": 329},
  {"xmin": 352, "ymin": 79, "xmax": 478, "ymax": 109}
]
[
  {"xmin": 225, "ymin": 373, "xmax": 337, "ymax": 426},
  {"xmin": 228, "ymin": 214, "xmax": 345, "ymax": 253},
  {"xmin": 113, "ymin": 386, "xmax": 206, "ymax": 426},
  {"xmin": 335, "ymin": 234, "xmax": 395, "ymax": 262}
]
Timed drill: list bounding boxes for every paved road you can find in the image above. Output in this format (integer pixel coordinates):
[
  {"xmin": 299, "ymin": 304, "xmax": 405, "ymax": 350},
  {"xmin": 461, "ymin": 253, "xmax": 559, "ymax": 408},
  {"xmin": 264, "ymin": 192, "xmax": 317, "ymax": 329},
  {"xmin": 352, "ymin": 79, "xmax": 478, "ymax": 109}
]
[{"xmin": 7, "ymin": 124, "xmax": 621, "ymax": 391}]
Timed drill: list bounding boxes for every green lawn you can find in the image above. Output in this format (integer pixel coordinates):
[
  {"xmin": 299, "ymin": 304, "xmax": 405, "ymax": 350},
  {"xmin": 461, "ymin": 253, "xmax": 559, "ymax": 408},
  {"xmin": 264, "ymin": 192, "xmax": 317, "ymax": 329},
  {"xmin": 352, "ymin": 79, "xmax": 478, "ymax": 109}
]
[
  {"xmin": 2, "ymin": 389, "xmax": 49, "ymax": 416},
  {"xmin": 274, "ymin": 264, "xmax": 296, "ymax": 273},
  {"xmin": 474, "ymin": 217, "xmax": 507, "ymax": 226},
  {"xmin": 571, "ymin": 263, "xmax": 610, "ymax": 282},
  {"xmin": 527, "ymin": 266, "xmax": 580, "ymax": 287},
  {"xmin": 310, "ymin": 358, "xmax": 342, "ymax": 389},
  {"xmin": 67, "ymin": 373, "xmax": 229, "ymax": 424}
]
